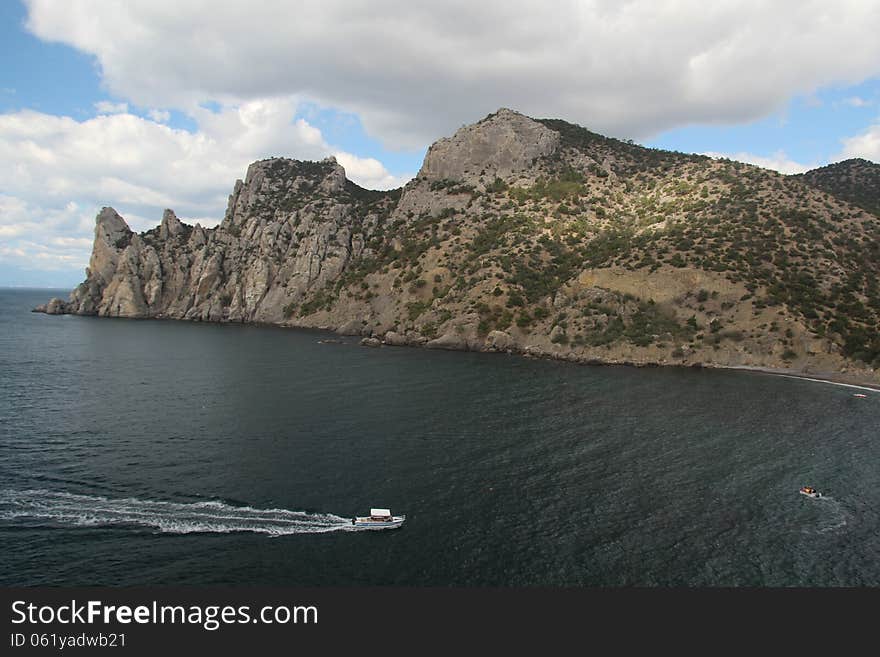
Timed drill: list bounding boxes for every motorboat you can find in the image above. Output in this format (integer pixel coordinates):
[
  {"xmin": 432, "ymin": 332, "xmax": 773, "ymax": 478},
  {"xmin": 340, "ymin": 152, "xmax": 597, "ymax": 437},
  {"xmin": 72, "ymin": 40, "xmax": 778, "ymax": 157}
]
[
  {"xmin": 352, "ymin": 508, "xmax": 405, "ymax": 529},
  {"xmin": 799, "ymin": 486, "xmax": 822, "ymax": 498},
  {"xmin": 853, "ymin": 393, "xmax": 867, "ymax": 398}
]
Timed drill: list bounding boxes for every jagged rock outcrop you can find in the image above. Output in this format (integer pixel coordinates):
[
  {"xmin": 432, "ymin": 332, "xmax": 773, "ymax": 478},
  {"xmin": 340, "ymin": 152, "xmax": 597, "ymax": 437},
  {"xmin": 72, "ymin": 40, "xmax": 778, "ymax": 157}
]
[
  {"xmin": 36, "ymin": 108, "xmax": 880, "ymax": 383},
  {"xmin": 62, "ymin": 207, "xmax": 134, "ymax": 316},
  {"xmin": 382, "ymin": 331, "xmax": 408, "ymax": 346},
  {"xmin": 158, "ymin": 209, "xmax": 185, "ymax": 240},
  {"xmin": 425, "ymin": 332, "xmax": 470, "ymax": 351},
  {"xmin": 46, "ymin": 157, "xmax": 396, "ymax": 325},
  {"xmin": 32, "ymin": 297, "xmax": 66, "ymax": 314},
  {"xmin": 484, "ymin": 330, "xmax": 514, "ymax": 352},
  {"xmin": 337, "ymin": 319, "xmax": 366, "ymax": 336}
]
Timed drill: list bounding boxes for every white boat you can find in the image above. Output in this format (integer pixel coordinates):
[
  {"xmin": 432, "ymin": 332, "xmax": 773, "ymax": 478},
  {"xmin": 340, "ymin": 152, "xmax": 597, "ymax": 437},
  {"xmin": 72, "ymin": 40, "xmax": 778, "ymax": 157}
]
[
  {"xmin": 351, "ymin": 508, "xmax": 405, "ymax": 529},
  {"xmin": 799, "ymin": 486, "xmax": 822, "ymax": 498}
]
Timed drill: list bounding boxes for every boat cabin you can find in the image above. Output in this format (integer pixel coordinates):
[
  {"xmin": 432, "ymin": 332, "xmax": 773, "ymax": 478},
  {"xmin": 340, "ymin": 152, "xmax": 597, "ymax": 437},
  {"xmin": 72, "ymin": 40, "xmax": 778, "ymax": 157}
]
[{"xmin": 370, "ymin": 508, "xmax": 393, "ymax": 521}]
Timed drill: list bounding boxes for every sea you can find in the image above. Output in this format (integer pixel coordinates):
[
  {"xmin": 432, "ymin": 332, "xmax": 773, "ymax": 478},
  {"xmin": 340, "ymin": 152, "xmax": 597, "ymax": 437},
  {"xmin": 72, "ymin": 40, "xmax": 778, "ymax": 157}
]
[{"xmin": 1, "ymin": 288, "xmax": 878, "ymax": 586}]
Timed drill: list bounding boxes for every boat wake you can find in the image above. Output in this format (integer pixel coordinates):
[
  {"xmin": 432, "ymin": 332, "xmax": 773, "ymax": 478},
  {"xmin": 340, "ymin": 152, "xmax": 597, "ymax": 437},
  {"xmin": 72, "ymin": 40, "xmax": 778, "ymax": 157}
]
[
  {"xmin": 0, "ymin": 489, "xmax": 356, "ymax": 536},
  {"xmin": 800, "ymin": 495, "xmax": 849, "ymax": 534}
]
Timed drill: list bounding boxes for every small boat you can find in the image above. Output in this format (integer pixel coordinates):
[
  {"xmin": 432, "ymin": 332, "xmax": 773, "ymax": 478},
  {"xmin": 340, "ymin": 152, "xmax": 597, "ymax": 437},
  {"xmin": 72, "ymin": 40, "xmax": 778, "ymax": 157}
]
[
  {"xmin": 351, "ymin": 508, "xmax": 405, "ymax": 529},
  {"xmin": 853, "ymin": 393, "xmax": 867, "ymax": 398},
  {"xmin": 799, "ymin": 486, "xmax": 822, "ymax": 498}
]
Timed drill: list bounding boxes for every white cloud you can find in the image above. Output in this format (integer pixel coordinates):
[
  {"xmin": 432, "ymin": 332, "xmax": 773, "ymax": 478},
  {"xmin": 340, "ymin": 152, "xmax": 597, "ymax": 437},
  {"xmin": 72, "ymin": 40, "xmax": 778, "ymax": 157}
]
[
  {"xmin": 839, "ymin": 123, "xmax": 880, "ymax": 161},
  {"xmin": 842, "ymin": 96, "xmax": 871, "ymax": 108},
  {"xmin": 94, "ymin": 100, "xmax": 129, "ymax": 114},
  {"xmin": 0, "ymin": 196, "xmax": 94, "ymax": 272},
  {"xmin": 147, "ymin": 109, "xmax": 170, "ymax": 123},
  {"xmin": 23, "ymin": 0, "xmax": 880, "ymax": 148},
  {"xmin": 334, "ymin": 151, "xmax": 411, "ymax": 190},
  {"xmin": 703, "ymin": 150, "xmax": 812, "ymax": 175}
]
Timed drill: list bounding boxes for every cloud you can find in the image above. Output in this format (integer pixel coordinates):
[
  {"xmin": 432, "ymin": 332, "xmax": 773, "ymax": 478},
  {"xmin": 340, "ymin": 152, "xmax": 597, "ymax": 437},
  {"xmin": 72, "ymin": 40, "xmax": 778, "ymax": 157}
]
[
  {"xmin": 334, "ymin": 152, "xmax": 411, "ymax": 190},
  {"xmin": 839, "ymin": 123, "xmax": 880, "ymax": 161},
  {"xmin": 147, "ymin": 109, "xmax": 170, "ymax": 123},
  {"xmin": 0, "ymin": 196, "xmax": 94, "ymax": 273},
  {"xmin": 841, "ymin": 96, "xmax": 871, "ymax": 108},
  {"xmin": 94, "ymin": 100, "xmax": 129, "ymax": 114},
  {"xmin": 24, "ymin": 0, "xmax": 880, "ymax": 148},
  {"xmin": 703, "ymin": 150, "xmax": 811, "ymax": 175}
]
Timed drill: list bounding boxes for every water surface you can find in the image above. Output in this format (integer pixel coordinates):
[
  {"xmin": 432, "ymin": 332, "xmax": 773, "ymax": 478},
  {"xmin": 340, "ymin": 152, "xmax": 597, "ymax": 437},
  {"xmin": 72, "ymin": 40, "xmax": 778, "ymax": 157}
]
[{"xmin": 1, "ymin": 288, "xmax": 878, "ymax": 586}]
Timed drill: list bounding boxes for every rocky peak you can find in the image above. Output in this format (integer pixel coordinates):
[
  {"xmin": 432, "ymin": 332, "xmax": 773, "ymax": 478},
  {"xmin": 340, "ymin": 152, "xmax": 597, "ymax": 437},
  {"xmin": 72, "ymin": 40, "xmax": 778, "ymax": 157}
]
[
  {"xmin": 223, "ymin": 156, "xmax": 349, "ymax": 228},
  {"xmin": 96, "ymin": 206, "xmax": 131, "ymax": 236},
  {"xmin": 244, "ymin": 156, "xmax": 346, "ymax": 188},
  {"xmin": 317, "ymin": 157, "xmax": 347, "ymax": 195},
  {"xmin": 418, "ymin": 108, "xmax": 560, "ymax": 185},
  {"xmin": 159, "ymin": 209, "xmax": 184, "ymax": 239},
  {"xmin": 89, "ymin": 207, "xmax": 132, "ymax": 286}
]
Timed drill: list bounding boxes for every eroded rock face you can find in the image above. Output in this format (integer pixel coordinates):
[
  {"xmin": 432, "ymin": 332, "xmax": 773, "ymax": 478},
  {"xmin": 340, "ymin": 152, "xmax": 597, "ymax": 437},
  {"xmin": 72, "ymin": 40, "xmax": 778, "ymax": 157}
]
[
  {"xmin": 49, "ymin": 157, "xmax": 395, "ymax": 326},
  {"xmin": 337, "ymin": 319, "xmax": 366, "ymax": 336},
  {"xmin": 32, "ymin": 298, "xmax": 67, "ymax": 314},
  {"xmin": 485, "ymin": 330, "xmax": 514, "ymax": 352},
  {"xmin": 549, "ymin": 325, "xmax": 566, "ymax": 343},
  {"xmin": 382, "ymin": 331, "xmax": 408, "ymax": 346},
  {"xmin": 418, "ymin": 108, "xmax": 560, "ymax": 185},
  {"xmin": 159, "ymin": 209, "xmax": 184, "ymax": 240},
  {"xmin": 426, "ymin": 332, "xmax": 469, "ymax": 351},
  {"xmin": 46, "ymin": 112, "xmax": 565, "ymax": 333}
]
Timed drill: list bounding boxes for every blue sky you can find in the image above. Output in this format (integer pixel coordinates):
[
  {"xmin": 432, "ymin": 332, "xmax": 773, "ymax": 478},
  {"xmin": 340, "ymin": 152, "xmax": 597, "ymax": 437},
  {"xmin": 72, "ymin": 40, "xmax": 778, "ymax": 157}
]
[
  {"xmin": 648, "ymin": 79, "xmax": 880, "ymax": 168},
  {"xmin": 2, "ymin": 0, "xmax": 879, "ymax": 287}
]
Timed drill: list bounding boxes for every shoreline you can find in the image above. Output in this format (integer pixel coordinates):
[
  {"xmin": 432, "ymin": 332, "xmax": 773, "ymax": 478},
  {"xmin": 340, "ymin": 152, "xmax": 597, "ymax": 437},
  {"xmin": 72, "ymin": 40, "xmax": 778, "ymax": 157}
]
[
  {"xmin": 520, "ymin": 351, "xmax": 880, "ymax": 392},
  {"xmin": 715, "ymin": 365, "xmax": 880, "ymax": 392},
  {"xmin": 34, "ymin": 307, "xmax": 880, "ymax": 392},
  {"xmin": 324, "ymin": 324, "xmax": 880, "ymax": 393}
]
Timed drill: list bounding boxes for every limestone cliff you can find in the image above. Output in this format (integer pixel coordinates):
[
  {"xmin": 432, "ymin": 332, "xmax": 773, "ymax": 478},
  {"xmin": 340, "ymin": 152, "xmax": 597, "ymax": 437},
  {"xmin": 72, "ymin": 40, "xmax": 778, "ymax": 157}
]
[
  {"xmin": 46, "ymin": 157, "xmax": 397, "ymax": 324},
  {"xmin": 38, "ymin": 110, "xmax": 880, "ymax": 383}
]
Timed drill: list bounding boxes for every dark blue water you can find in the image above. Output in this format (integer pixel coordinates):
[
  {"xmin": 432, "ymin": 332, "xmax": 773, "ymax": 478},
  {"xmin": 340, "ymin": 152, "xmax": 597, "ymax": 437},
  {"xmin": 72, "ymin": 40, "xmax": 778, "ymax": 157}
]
[{"xmin": 1, "ymin": 288, "xmax": 878, "ymax": 586}]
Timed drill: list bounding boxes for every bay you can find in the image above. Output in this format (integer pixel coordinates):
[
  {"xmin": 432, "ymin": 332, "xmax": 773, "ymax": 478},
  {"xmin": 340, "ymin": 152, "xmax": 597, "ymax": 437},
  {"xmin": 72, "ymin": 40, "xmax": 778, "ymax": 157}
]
[{"xmin": 1, "ymin": 288, "xmax": 878, "ymax": 586}]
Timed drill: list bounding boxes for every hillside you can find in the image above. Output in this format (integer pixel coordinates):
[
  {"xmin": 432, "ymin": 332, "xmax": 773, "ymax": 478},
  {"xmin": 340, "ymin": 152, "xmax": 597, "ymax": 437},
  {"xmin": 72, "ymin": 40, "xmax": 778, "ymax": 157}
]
[
  {"xmin": 795, "ymin": 158, "xmax": 880, "ymax": 217},
  {"xmin": 37, "ymin": 109, "xmax": 880, "ymax": 382}
]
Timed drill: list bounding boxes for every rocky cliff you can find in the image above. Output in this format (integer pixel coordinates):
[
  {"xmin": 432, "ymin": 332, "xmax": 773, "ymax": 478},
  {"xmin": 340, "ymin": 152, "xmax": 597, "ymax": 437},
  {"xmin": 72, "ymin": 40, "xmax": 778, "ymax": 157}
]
[
  {"xmin": 37, "ymin": 109, "xmax": 880, "ymax": 383},
  {"xmin": 38, "ymin": 156, "xmax": 399, "ymax": 323}
]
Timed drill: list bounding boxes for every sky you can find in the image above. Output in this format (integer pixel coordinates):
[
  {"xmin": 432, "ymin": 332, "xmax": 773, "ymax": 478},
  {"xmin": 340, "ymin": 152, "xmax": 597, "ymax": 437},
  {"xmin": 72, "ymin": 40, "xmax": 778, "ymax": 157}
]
[{"xmin": 1, "ymin": 0, "xmax": 879, "ymax": 288}]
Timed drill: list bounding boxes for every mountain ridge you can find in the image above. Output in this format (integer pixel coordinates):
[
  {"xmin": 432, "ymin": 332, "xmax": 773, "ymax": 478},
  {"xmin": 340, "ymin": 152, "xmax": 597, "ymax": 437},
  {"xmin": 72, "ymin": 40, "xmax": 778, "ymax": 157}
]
[{"xmin": 36, "ymin": 109, "xmax": 880, "ymax": 383}]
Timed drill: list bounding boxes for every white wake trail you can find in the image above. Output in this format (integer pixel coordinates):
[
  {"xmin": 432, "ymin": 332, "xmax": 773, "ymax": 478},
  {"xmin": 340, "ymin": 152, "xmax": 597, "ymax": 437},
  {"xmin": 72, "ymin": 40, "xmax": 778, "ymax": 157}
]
[
  {"xmin": 772, "ymin": 374, "xmax": 879, "ymax": 394},
  {"xmin": 0, "ymin": 489, "xmax": 356, "ymax": 536}
]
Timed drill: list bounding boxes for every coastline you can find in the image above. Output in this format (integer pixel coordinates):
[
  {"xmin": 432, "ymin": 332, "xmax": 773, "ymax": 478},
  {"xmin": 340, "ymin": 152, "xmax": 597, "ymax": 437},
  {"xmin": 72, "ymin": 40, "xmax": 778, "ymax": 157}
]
[
  {"xmin": 334, "ymin": 322, "xmax": 880, "ymax": 392},
  {"xmin": 519, "ymin": 349, "xmax": 880, "ymax": 392},
  {"xmin": 31, "ymin": 301, "xmax": 880, "ymax": 392},
  {"xmin": 716, "ymin": 364, "xmax": 880, "ymax": 392}
]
